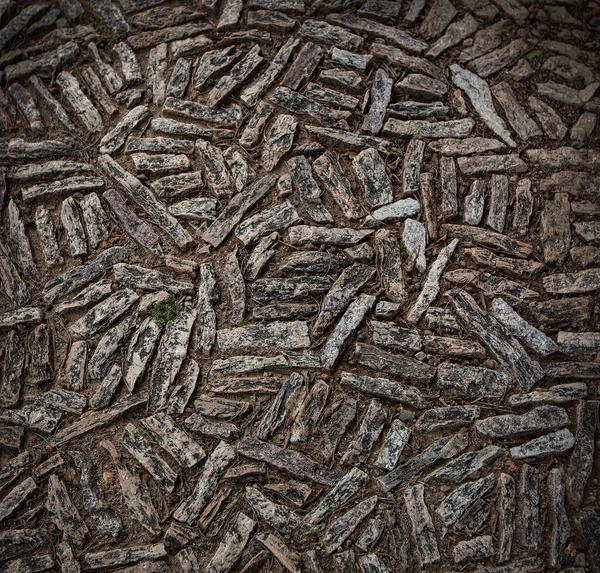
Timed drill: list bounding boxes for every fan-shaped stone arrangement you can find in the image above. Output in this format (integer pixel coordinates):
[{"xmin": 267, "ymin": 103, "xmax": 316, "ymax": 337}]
[{"xmin": 0, "ymin": 0, "xmax": 599, "ymax": 572}]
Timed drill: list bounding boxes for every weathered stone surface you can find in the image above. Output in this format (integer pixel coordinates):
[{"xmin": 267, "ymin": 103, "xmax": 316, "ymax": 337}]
[
  {"xmin": 384, "ymin": 118, "xmax": 474, "ymax": 139},
  {"xmin": 543, "ymin": 268, "xmax": 600, "ymax": 294},
  {"xmin": 476, "ymin": 405, "xmax": 570, "ymax": 439},
  {"xmin": 427, "ymin": 445, "xmax": 501, "ymax": 483},
  {"xmin": 218, "ymin": 321, "xmax": 310, "ymax": 352},
  {"xmin": 355, "ymin": 342, "xmax": 435, "ymax": 383},
  {"xmin": 323, "ymin": 496, "xmax": 377, "ymax": 555},
  {"xmin": 508, "ymin": 383, "xmax": 587, "ymax": 408},
  {"xmin": 547, "ymin": 467, "xmax": 570, "ymax": 569}
]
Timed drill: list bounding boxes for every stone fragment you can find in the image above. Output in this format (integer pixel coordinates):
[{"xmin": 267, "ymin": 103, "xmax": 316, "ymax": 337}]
[
  {"xmin": 511, "ymin": 429, "xmax": 575, "ymax": 460},
  {"xmin": 547, "ymin": 467, "xmax": 570, "ymax": 569},
  {"xmin": 46, "ymin": 475, "xmax": 88, "ymax": 546},
  {"xmin": 528, "ymin": 96, "xmax": 567, "ymax": 140},
  {"xmin": 450, "ymin": 64, "xmax": 515, "ymax": 147},
  {"xmin": 353, "ymin": 148, "xmax": 392, "ymax": 208},
  {"xmin": 323, "ymin": 496, "xmax": 378, "ymax": 555},
  {"xmin": 491, "ymin": 82, "xmax": 542, "ymax": 142},
  {"xmin": 290, "ymin": 380, "xmax": 330, "ymax": 449},
  {"xmin": 82, "ymin": 544, "xmax": 167, "ymax": 571},
  {"xmin": 252, "ymin": 277, "xmax": 331, "ymax": 303},
  {"xmin": 300, "ymin": 19, "xmax": 363, "ymax": 51},
  {"xmin": 404, "ymin": 484, "xmax": 439, "ymax": 565},
  {"xmin": 384, "ymin": 118, "xmax": 474, "ymax": 139},
  {"xmin": 453, "ymin": 535, "xmax": 494, "ymax": 564},
  {"xmin": 491, "ymin": 298, "xmax": 558, "ymax": 357},
  {"xmin": 429, "ymin": 137, "xmax": 504, "ymax": 156},
  {"xmin": 427, "ymin": 445, "xmax": 501, "ymax": 483},
  {"xmin": 469, "ymin": 40, "xmax": 528, "ymax": 77},
  {"xmin": 218, "ymin": 321, "xmax": 310, "ymax": 352},
  {"xmin": 362, "ymin": 68, "xmax": 393, "ymax": 134},
  {"xmin": 331, "ymin": 47, "xmax": 371, "ymax": 71},
  {"xmin": 320, "ymin": 398, "xmax": 357, "ymax": 461},
  {"xmin": 416, "ymin": 406, "xmax": 480, "ymax": 433},
  {"xmin": 320, "ymin": 295, "xmax": 376, "ymax": 370},
  {"xmin": 163, "ymin": 97, "xmax": 242, "ymax": 126},
  {"xmin": 56, "ymin": 71, "xmax": 103, "ymax": 132},
  {"xmin": 486, "ymin": 174, "xmax": 509, "ymax": 232},
  {"xmin": 427, "ymin": 13, "xmax": 478, "ymax": 58},
  {"xmin": 341, "ymin": 372, "xmax": 427, "ymax": 409},
  {"xmin": 543, "ymin": 268, "xmax": 600, "ymax": 294},
  {"xmin": 149, "ymin": 299, "xmax": 195, "ymax": 411},
  {"xmin": 567, "ymin": 400, "xmax": 598, "ymax": 509},
  {"xmin": 476, "ymin": 405, "xmax": 570, "ymax": 439},
  {"xmin": 114, "ymin": 41, "xmax": 143, "ymax": 86},
  {"xmin": 0, "ymin": 529, "xmax": 44, "ymax": 563},
  {"xmin": 257, "ymin": 532, "xmax": 302, "ymax": 573},
  {"xmin": 341, "ymin": 399, "xmax": 387, "ymax": 465},
  {"xmin": 238, "ymin": 438, "xmax": 342, "ymax": 486},
  {"xmin": 305, "ymin": 125, "xmax": 399, "ymax": 154},
  {"xmin": 356, "ymin": 342, "xmax": 435, "ymax": 383},
  {"xmin": 437, "ymin": 474, "xmax": 495, "ymax": 526},
  {"xmin": 509, "ymin": 383, "xmax": 586, "ymax": 408}
]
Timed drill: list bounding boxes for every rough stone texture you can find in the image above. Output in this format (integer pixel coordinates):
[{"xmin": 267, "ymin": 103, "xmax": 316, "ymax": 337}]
[{"xmin": 0, "ymin": 5, "xmax": 595, "ymax": 572}]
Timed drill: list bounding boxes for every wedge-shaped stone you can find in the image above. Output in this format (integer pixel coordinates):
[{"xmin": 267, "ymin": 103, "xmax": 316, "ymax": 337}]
[
  {"xmin": 341, "ymin": 400, "xmax": 387, "ymax": 466},
  {"xmin": 306, "ymin": 125, "xmax": 400, "ymax": 154},
  {"xmin": 290, "ymin": 380, "xmax": 329, "ymax": 449},
  {"xmin": 355, "ymin": 342, "xmax": 435, "ymax": 383},
  {"xmin": 404, "ymin": 484, "xmax": 439, "ymax": 565},
  {"xmin": 323, "ymin": 496, "xmax": 377, "ymax": 555},
  {"xmin": 185, "ymin": 414, "xmax": 239, "ymax": 441},
  {"xmin": 34, "ymin": 389, "xmax": 86, "ymax": 414},
  {"xmin": 281, "ymin": 41, "xmax": 323, "ymax": 90},
  {"xmin": 476, "ymin": 405, "xmax": 570, "ymax": 439},
  {"xmin": 300, "ymin": 19, "xmax": 363, "ymax": 51},
  {"xmin": 114, "ymin": 263, "xmax": 192, "ymax": 294},
  {"xmin": 238, "ymin": 438, "xmax": 342, "ymax": 486},
  {"xmin": 427, "ymin": 13, "xmax": 478, "ymax": 58},
  {"xmin": 447, "ymin": 289, "xmax": 543, "ymax": 391},
  {"xmin": 252, "ymin": 277, "xmax": 331, "ymax": 303},
  {"xmin": 491, "ymin": 81, "xmax": 541, "ymax": 142},
  {"xmin": 362, "ymin": 68, "xmax": 393, "ymax": 134},
  {"xmin": 257, "ymin": 532, "xmax": 302, "ymax": 573},
  {"xmin": 173, "ymin": 441, "xmax": 236, "ymax": 524},
  {"xmin": 320, "ymin": 398, "xmax": 357, "ymax": 462},
  {"xmin": 469, "ymin": 39, "xmax": 527, "ymax": 77},
  {"xmin": 99, "ymin": 105, "xmax": 150, "ymax": 154},
  {"xmin": 465, "ymin": 247, "xmax": 543, "ymax": 280},
  {"xmin": 236, "ymin": 201, "xmax": 299, "ymax": 245},
  {"xmin": 543, "ymin": 268, "xmax": 600, "ymax": 294},
  {"xmin": 56, "ymin": 70, "xmax": 103, "ymax": 132},
  {"xmin": 443, "ymin": 224, "xmax": 532, "ymax": 258},
  {"xmin": 429, "ymin": 137, "xmax": 504, "ymax": 156},
  {"xmin": 245, "ymin": 487, "xmax": 304, "ymax": 534}
]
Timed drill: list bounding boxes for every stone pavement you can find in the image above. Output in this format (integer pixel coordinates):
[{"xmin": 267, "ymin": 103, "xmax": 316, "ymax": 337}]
[{"xmin": 0, "ymin": 0, "xmax": 599, "ymax": 571}]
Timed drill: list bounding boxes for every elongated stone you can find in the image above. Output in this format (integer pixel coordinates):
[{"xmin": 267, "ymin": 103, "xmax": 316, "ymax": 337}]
[
  {"xmin": 566, "ymin": 400, "xmax": 598, "ymax": 509},
  {"xmin": 371, "ymin": 320, "xmax": 422, "ymax": 353},
  {"xmin": 195, "ymin": 395, "xmax": 249, "ymax": 419},
  {"xmin": 341, "ymin": 399, "xmax": 387, "ymax": 465},
  {"xmin": 281, "ymin": 41, "xmax": 323, "ymax": 90},
  {"xmin": 257, "ymin": 372, "xmax": 306, "ymax": 440},
  {"xmin": 323, "ymin": 496, "xmax": 377, "ymax": 555},
  {"xmin": 89, "ymin": 364, "xmax": 122, "ymax": 409},
  {"xmin": 511, "ymin": 428, "xmax": 575, "ymax": 460},
  {"xmin": 416, "ymin": 405, "xmax": 480, "ymax": 433},
  {"xmin": 313, "ymin": 264, "xmax": 375, "ymax": 337},
  {"xmin": 241, "ymin": 37, "xmax": 299, "ymax": 106},
  {"xmin": 238, "ymin": 438, "xmax": 342, "ymax": 486},
  {"xmin": 320, "ymin": 295, "xmax": 376, "ymax": 370},
  {"xmin": 256, "ymin": 532, "xmax": 302, "ymax": 573},
  {"xmin": 490, "ymin": 298, "xmax": 557, "ymax": 357},
  {"xmin": 496, "ymin": 473, "xmax": 516, "ymax": 563},
  {"xmin": 450, "ymin": 65, "xmax": 515, "ymax": 147},
  {"xmin": 98, "ymin": 154, "xmax": 193, "ymax": 249},
  {"xmin": 341, "ymin": 371, "xmax": 427, "ymax": 409},
  {"xmin": 361, "ymin": 68, "xmax": 392, "ymax": 134},
  {"xmin": 518, "ymin": 464, "xmax": 541, "ymax": 552},
  {"xmin": 384, "ymin": 117, "xmax": 474, "ymax": 139},
  {"xmin": 404, "ymin": 484, "xmax": 439, "ymax": 565},
  {"xmin": 203, "ymin": 173, "xmax": 277, "ymax": 247},
  {"xmin": 437, "ymin": 474, "xmax": 495, "ymax": 526},
  {"xmin": 0, "ymin": 477, "xmax": 36, "ymax": 523},
  {"xmin": 218, "ymin": 321, "xmax": 310, "ymax": 352},
  {"xmin": 56, "ymin": 71, "xmax": 103, "ymax": 132},
  {"xmin": 313, "ymin": 151, "xmax": 363, "ymax": 219},
  {"xmin": 353, "ymin": 148, "xmax": 393, "ymax": 208},
  {"xmin": 245, "ymin": 486, "xmax": 304, "ymax": 534},
  {"xmin": 173, "ymin": 441, "xmax": 235, "ymax": 524},
  {"xmin": 329, "ymin": 13, "xmax": 426, "ymax": 52},
  {"xmin": 46, "ymin": 475, "xmax": 88, "ymax": 546},
  {"xmin": 0, "ymin": 529, "xmax": 44, "ymax": 562},
  {"xmin": 509, "ymin": 383, "xmax": 587, "ymax": 408},
  {"xmin": 69, "ymin": 289, "xmax": 138, "ymax": 340},
  {"xmin": 100, "ymin": 438, "xmax": 161, "ymax": 534},
  {"xmin": 406, "ymin": 238, "xmax": 459, "ymax": 323},
  {"xmin": 270, "ymin": 86, "xmax": 349, "ymax": 129},
  {"xmin": 427, "ymin": 13, "xmax": 478, "ymax": 58},
  {"xmin": 543, "ymin": 268, "xmax": 600, "ymax": 295},
  {"xmin": 491, "ymin": 82, "xmax": 541, "ymax": 142},
  {"xmin": 60, "ymin": 196, "xmax": 87, "ymax": 257},
  {"xmin": 82, "ymin": 544, "xmax": 167, "ymax": 571},
  {"xmin": 59, "ymin": 340, "xmax": 87, "ymax": 392},
  {"xmin": 300, "ymin": 19, "xmax": 362, "ymax": 51},
  {"xmin": 206, "ymin": 512, "xmax": 255, "ymax": 573},
  {"xmin": 149, "ymin": 299, "xmax": 195, "ymax": 411},
  {"xmin": 427, "ymin": 445, "xmax": 501, "ymax": 483},
  {"xmin": 235, "ymin": 202, "xmax": 299, "ymax": 246},
  {"xmin": 320, "ymin": 398, "xmax": 357, "ymax": 461},
  {"xmin": 113, "ymin": 41, "xmax": 143, "ymax": 86},
  {"xmin": 143, "ymin": 413, "xmax": 205, "ymax": 468},
  {"xmin": 114, "ymin": 263, "xmax": 192, "ymax": 295},
  {"xmin": 79, "ymin": 193, "xmax": 109, "ymax": 249},
  {"xmin": 476, "ymin": 405, "xmax": 570, "ymax": 439},
  {"xmin": 164, "ymin": 97, "xmax": 242, "ymax": 128},
  {"xmin": 33, "ymin": 206, "xmax": 61, "ymax": 268},
  {"xmin": 167, "ymin": 360, "xmax": 199, "ymax": 415},
  {"xmin": 306, "ymin": 125, "xmax": 400, "ymax": 154},
  {"xmin": 71, "ymin": 452, "xmax": 124, "ymax": 540},
  {"xmin": 447, "ymin": 289, "xmax": 543, "ymax": 391},
  {"xmin": 290, "ymin": 380, "xmax": 329, "ymax": 449},
  {"xmin": 355, "ymin": 342, "xmax": 435, "ymax": 383},
  {"xmin": 252, "ymin": 276, "xmax": 331, "ymax": 303},
  {"xmin": 374, "ymin": 230, "xmax": 406, "ymax": 302},
  {"xmin": 34, "ymin": 388, "xmax": 86, "ymax": 414},
  {"xmin": 547, "ymin": 467, "xmax": 570, "ymax": 568},
  {"xmin": 193, "ymin": 46, "xmax": 237, "ymax": 91},
  {"xmin": 7, "ymin": 200, "xmax": 37, "ymax": 280},
  {"xmin": 103, "ymin": 189, "xmax": 163, "ymax": 258},
  {"xmin": 8, "ymin": 83, "xmax": 44, "ymax": 135}
]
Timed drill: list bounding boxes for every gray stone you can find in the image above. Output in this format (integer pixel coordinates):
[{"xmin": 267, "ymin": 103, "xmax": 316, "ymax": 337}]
[
  {"xmin": 323, "ymin": 496, "xmax": 377, "ymax": 555},
  {"xmin": 453, "ymin": 535, "xmax": 494, "ymax": 564},
  {"xmin": 341, "ymin": 371, "xmax": 427, "ymax": 409},
  {"xmin": 508, "ymin": 383, "xmax": 587, "ymax": 408},
  {"xmin": 476, "ymin": 405, "xmax": 570, "ymax": 439},
  {"xmin": 547, "ymin": 467, "xmax": 570, "ymax": 569},
  {"xmin": 437, "ymin": 474, "xmax": 495, "ymax": 526},
  {"xmin": 341, "ymin": 399, "xmax": 387, "ymax": 466},
  {"xmin": 427, "ymin": 446, "xmax": 501, "ymax": 483},
  {"xmin": 384, "ymin": 118, "xmax": 474, "ymax": 139},
  {"xmin": 404, "ymin": 484, "xmax": 439, "ymax": 565}
]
